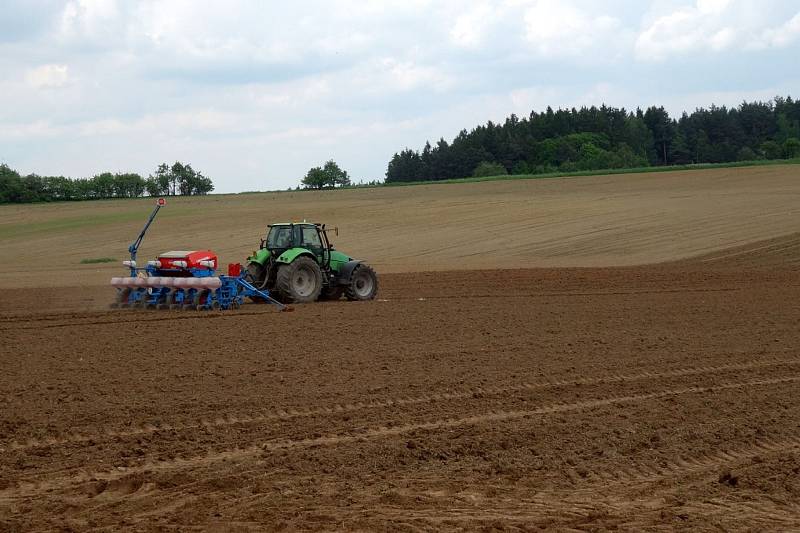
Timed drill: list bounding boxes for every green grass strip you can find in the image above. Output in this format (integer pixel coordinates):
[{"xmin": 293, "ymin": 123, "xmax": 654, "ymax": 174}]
[
  {"xmin": 381, "ymin": 158, "xmax": 800, "ymax": 188},
  {"xmin": 79, "ymin": 257, "xmax": 117, "ymax": 264}
]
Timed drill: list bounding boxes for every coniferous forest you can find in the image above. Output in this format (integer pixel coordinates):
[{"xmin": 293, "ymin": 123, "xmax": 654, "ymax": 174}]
[{"xmin": 386, "ymin": 97, "xmax": 800, "ymax": 183}]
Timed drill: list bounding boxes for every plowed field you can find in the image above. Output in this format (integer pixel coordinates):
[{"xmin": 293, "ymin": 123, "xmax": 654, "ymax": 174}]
[
  {"xmin": 2, "ymin": 260, "xmax": 800, "ymax": 530},
  {"xmin": 2, "ymin": 167, "xmax": 800, "ymax": 530}
]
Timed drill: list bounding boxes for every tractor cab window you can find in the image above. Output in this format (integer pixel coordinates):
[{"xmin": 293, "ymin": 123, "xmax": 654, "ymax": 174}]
[
  {"xmin": 300, "ymin": 226, "xmax": 322, "ymax": 249},
  {"xmin": 267, "ymin": 226, "xmax": 293, "ymax": 249}
]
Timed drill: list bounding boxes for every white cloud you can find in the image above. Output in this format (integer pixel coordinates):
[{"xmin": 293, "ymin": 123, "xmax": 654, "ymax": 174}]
[
  {"xmin": 59, "ymin": 0, "xmax": 124, "ymax": 43},
  {"xmin": 24, "ymin": 64, "xmax": 70, "ymax": 89},
  {"xmin": 522, "ymin": 0, "xmax": 626, "ymax": 57},
  {"xmin": 697, "ymin": 0, "xmax": 732, "ymax": 13},
  {"xmin": 636, "ymin": 7, "xmax": 712, "ymax": 60},
  {"xmin": 0, "ymin": 119, "xmax": 63, "ymax": 139},
  {"xmin": 636, "ymin": 0, "xmax": 800, "ymax": 61},
  {"xmin": 450, "ymin": 3, "xmax": 495, "ymax": 48},
  {"xmin": 382, "ymin": 59, "xmax": 453, "ymax": 92},
  {"xmin": 709, "ymin": 28, "xmax": 736, "ymax": 51},
  {"xmin": 749, "ymin": 11, "xmax": 800, "ymax": 49}
]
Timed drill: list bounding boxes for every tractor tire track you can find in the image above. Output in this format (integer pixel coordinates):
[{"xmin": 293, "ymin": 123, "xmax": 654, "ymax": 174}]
[
  {"xmin": 368, "ymin": 287, "xmax": 740, "ymax": 301},
  {"xmin": 6, "ymin": 357, "xmax": 799, "ymax": 452},
  {"xmin": 332, "ymin": 437, "xmax": 800, "ymax": 529},
  {"xmin": 653, "ymin": 498, "xmax": 800, "ymax": 530},
  {"xmin": 590, "ymin": 435, "xmax": 800, "ymax": 486},
  {"xmin": 4, "ymin": 375, "xmax": 798, "ymax": 499},
  {"xmin": 382, "ymin": 493, "xmax": 800, "ymax": 531},
  {"xmin": 28, "ymin": 436, "xmax": 800, "ymax": 531}
]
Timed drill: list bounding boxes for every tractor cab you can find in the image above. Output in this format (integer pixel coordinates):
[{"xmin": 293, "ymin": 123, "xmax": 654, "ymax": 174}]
[
  {"xmin": 264, "ymin": 223, "xmax": 332, "ymax": 266},
  {"xmin": 265, "ymin": 224, "xmax": 293, "ymax": 250}
]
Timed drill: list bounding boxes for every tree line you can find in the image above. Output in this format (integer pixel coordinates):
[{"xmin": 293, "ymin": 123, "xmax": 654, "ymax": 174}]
[
  {"xmin": 386, "ymin": 96, "xmax": 800, "ymax": 183},
  {"xmin": 0, "ymin": 161, "xmax": 213, "ymax": 204},
  {"xmin": 301, "ymin": 160, "xmax": 351, "ymax": 189}
]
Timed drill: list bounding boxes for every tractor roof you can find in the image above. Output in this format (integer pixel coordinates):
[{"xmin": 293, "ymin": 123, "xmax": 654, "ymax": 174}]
[{"xmin": 268, "ymin": 222, "xmax": 320, "ymax": 227}]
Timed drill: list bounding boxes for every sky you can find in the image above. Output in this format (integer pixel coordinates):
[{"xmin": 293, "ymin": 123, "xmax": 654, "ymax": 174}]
[{"xmin": 1, "ymin": 0, "xmax": 799, "ymax": 192}]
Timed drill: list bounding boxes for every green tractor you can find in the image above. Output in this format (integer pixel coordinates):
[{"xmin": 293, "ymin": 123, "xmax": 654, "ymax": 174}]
[{"xmin": 245, "ymin": 222, "xmax": 378, "ymax": 303}]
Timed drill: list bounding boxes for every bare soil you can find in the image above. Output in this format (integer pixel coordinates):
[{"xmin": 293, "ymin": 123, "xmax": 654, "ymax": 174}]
[{"xmin": 1, "ymin": 257, "xmax": 799, "ymax": 530}]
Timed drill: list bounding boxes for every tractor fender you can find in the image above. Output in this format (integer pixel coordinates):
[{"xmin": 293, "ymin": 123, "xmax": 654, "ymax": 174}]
[
  {"xmin": 337, "ymin": 260, "xmax": 363, "ymax": 284},
  {"xmin": 276, "ymin": 247, "xmax": 316, "ymax": 264},
  {"xmin": 247, "ymin": 248, "xmax": 271, "ymax": 266}
]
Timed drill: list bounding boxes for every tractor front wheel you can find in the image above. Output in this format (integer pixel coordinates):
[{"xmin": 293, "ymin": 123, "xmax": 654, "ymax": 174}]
[
  {"xmin": 276, "ymin": 256, "xmax": 323, "ymax": 303},
  {"xmin": 346, "ymin": 264, "xmax": 378, "ymax": 301}
]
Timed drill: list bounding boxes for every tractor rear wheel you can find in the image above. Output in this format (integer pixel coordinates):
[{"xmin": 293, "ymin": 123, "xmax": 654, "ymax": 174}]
[
  {"xmin": 345, "ymin": 264, "xmax": 378, "ymax": 301},
  {"xmin": 276, "ymin": 256, "xmax": 323, "ymax": 303}
]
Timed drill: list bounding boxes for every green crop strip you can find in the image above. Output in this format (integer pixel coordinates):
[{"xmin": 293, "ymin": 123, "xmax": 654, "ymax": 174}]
[{"xmin": 79, "ymin": 257, "xmax": 117, "ymax": 264}]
